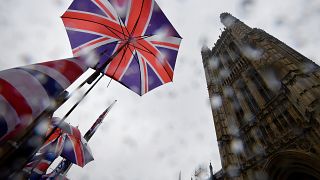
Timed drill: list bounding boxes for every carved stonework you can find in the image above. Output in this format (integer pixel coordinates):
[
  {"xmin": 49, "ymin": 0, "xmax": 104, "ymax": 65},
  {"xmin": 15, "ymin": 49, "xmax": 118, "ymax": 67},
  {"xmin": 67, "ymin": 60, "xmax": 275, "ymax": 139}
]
[{"xmin": 202, "ymin": 13, "xmax": 320, "ymax": 180}]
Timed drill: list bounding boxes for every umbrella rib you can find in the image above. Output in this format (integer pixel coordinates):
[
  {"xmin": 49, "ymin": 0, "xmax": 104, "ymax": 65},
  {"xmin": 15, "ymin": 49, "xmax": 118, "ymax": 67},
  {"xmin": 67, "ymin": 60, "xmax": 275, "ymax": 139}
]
[
  {"xmin": 117, "ymin": 14, "xmax": 131, "ymax": 39},
  {"xmin": 132, "ymin": 41, "xmax": 173, "ymax": 81},
  {"xmin": 108, "ymin": 44, "xmax": 130, "ymax": 80},
  {"xmin": 129, "ymin": 0, "xmax": 145, "ymax": 36},
  {"xmin": 127, "ymin": 43, "xmax": 151, "ymax": 54},
  {"xmin": 63, "ymin": 17, "xmax": 126, "ymax": 40}
]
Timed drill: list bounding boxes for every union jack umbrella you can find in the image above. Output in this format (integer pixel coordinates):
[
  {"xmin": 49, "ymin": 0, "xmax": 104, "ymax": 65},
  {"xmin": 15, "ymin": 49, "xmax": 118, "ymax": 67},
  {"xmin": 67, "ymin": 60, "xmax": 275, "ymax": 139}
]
[
  {"xmin": 62, "ymin": 0, "xmax": 182, "ymax": 95},
  {"xmin": 0, "ymin": 58, "xmax": 87, "ymax": 142},
  {"xmin": 27, "ymin": 118, "xmax": 93, "ymax": 173},
  {"xmin": 49, "ymin": 118, "xmax": 94, "ymax": 167}
]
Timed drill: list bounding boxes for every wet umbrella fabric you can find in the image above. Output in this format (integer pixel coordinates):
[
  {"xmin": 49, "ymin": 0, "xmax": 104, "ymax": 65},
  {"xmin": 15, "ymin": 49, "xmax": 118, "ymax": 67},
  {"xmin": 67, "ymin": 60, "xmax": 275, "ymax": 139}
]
[
  {"xmin": 62, "ymin": 0, "xmax": 182, "ymax": 95},
  {"xmin": 29, "ymin": 118, "xmax": 94, "ymax": 172},
  {"xmin": 47, "ymin": 119, "xmax": 94, "ymax": 167}
]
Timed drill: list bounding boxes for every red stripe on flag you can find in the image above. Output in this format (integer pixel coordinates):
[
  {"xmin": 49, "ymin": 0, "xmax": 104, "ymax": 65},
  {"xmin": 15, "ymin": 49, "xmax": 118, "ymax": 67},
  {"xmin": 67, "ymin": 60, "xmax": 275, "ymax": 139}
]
[
  {"xmin": 71, "ymin": 126, "xmax": 81, "ymax": 139},
  {"xmin": 150, "ymin": 41, "xmax": 180, "ymax": 49},
  {"xmin": 70, "ymin": 136, "xmax": 84, "ymax": 167},
  {"xmin": 94, "ymin": 0, "xmax": 117, "ymax": 20},
  {"xmin": 62, "ymin": 17, "xmax": 123, "ymax": 39},
  {"xmin": 40, "ymin": 60, "xmax": 84, "ymax": 84},
  {"xmin": 105, "ymin": 44, "xmax": 128, "ymax": 79},
  {"xmin": 73, "ymin": 37, "xmax": 110, "ymax": 54},
  {"xmin": 0, "ymin": 79, "xmax": 32, "ymax": 118},
  {"xmin": 126, "ymin": 0, "xmax": 143, "ymax": 33},
  {"xmin": 130, "ymin": 0, "xmax": 153, "ymax": 36},
  {"xmin": 135, "ymin": 40, "xmax": 172, "ymax": 82},
  {"xmin": 36, "ymin": 161, "xmax": 51, "ymax": 172}
]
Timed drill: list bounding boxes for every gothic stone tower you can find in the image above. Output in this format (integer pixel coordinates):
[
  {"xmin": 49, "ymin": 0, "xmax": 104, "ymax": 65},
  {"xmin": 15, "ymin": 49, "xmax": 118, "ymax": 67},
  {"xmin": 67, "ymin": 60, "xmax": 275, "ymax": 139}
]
[{"xmin": 202, "ymin": 13, "xmax": 320, "ymax": 180}]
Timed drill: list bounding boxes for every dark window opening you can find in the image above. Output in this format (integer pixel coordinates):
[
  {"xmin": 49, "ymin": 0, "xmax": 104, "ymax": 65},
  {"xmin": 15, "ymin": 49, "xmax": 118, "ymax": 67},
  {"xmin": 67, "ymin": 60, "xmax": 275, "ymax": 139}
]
[{"xmin": 247, "ymin": 68, "xmax": 274, "ymax": 102}]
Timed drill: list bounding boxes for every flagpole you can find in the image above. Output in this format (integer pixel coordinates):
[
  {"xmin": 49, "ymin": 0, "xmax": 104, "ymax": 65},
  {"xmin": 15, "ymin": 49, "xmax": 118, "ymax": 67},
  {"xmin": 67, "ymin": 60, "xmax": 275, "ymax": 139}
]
[{"xmin": 48, "ymin": 100, "xmax": 117, "ymax": 178}]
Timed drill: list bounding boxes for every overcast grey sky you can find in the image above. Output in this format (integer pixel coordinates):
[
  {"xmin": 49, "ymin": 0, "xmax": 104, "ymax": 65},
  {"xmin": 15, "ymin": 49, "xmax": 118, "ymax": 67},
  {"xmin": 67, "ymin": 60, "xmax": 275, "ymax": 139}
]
[{"xmin": 0, "ymin": 0, "xmax": 320, "ymax": 179}]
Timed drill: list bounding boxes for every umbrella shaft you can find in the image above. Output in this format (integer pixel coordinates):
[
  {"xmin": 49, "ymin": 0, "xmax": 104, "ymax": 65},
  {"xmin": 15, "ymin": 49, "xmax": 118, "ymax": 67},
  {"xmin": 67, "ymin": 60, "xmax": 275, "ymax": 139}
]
[{"xmin": 86, "ymin": 43, "xmax": 128, "ymax": 84}]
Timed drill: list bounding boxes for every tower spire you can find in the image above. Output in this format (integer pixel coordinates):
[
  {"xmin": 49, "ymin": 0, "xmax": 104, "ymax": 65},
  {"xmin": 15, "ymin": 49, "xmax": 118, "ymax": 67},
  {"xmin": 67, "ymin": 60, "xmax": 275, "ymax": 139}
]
[
  {"xmin": 209, "ymin": 162, "xmax": 215, "ymax": 180},
  {"xmin": 219, "ymin": 12, "xmax": 252, "ymax": 40},
  {"xmin": 220, "ymin": 12, "xmax": 238, "ymax": 28}
]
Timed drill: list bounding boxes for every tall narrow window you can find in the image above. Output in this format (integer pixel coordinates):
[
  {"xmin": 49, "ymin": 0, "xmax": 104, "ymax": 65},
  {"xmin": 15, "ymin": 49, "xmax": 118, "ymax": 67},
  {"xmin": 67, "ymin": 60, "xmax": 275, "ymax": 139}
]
[
  {"xmin": 221, "ymin": 50, "xmax": 233, "ymax": 68},
  {"xmin": 247, "ymin": 68, "xmax": 274, "ymax": 102},
  {"xmin": 237, "ymin": 79, "xmax": 259, "ymax": 114},
  {"xmin": 231, "ymin": 93, "xmax": 245, "ymax": 125},
  {"xmin": 229, "ymin": 42, "xmax": 241, "ymax": 61}
]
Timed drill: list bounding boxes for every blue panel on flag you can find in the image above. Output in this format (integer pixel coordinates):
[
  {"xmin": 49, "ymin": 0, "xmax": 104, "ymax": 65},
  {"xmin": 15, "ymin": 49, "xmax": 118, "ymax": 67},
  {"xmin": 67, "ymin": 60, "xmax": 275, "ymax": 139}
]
[{"xmin": 18, "ymin": 68, "xmax": 64, "ymax": 98}]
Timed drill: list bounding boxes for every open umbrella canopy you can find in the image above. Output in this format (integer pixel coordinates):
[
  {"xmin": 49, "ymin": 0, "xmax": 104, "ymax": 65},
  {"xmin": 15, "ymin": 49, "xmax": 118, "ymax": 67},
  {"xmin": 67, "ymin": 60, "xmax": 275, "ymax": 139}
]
[
  {"xmin": 62, "ymin": 0, "xmax": 182, "ymax": 95},
  {"xmin": 45, "ymin": 118, "xmax": 93, "ymax": 167},
  {"xmin": 24, "ymin": 118, "xmax": 93, "ymax": 178},
  {"xmin": 42, "ymin": 118, "xmax": 94, "ymax": 167}
]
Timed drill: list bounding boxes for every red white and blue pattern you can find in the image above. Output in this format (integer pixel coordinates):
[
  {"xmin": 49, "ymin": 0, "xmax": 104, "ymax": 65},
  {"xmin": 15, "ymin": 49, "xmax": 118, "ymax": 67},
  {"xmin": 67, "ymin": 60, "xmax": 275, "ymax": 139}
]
[
  {"xmin": 24, "ymin": 152, "xmax": 58, "ymax": 180},
  {"xmin": 0, "ymin": 58, "xmax": 87, "ymax": 141},
  {"xmin": 24, "ymin": 120, "xmax": 93, "ymax": 178},
  {"xmin": 44, "ymin": 120, "xmax": 94, "ymax": 168},
  {"xmin": 24, "ymin": 128, "xmax": 66, "ymax": 179},
  {"xmin": 62, "ymin": 0, "xmax": 182, "ymax": 95}
]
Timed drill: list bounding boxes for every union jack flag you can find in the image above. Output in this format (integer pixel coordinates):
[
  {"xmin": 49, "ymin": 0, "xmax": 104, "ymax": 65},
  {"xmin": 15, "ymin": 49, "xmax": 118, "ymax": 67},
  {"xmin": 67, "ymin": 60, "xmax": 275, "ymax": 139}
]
[
  {"xmin": 24, "ymin": 131, "xmax": 66, "ymax": 179},
  {"xmin": 0, "ymin": 58, "xmax": 87, "ymax": 142},
  {"xmin": 62, "ymin": 0, "xmax": 182, "ymax": 95},
  {"xmin": 24, "ymin": 152, "xmax": 58, "ymax": 180}
]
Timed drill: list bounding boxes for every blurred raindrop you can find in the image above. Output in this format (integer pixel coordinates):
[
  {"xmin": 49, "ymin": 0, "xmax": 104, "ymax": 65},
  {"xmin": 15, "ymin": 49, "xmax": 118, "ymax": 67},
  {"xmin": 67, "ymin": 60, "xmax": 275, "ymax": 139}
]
[
  {"xmin": 261, "ymin": 69, "xmax": 281, "ymax": 92},
  {"xmin": 34, "ymin": 119, "xmax": 49, "ymax": 135},
  {"xmin": 221, "ymin": 15, "xmax": 236, "ymax": 28},
  {"xmin": 300, "ymin": 62, "xmax": 317, "ymax": 74},
  {"xmin": 83, "ymin": 50, "xmax": 100, "ymax": 68},
  {"xmin": 223, "ymin": 86, "xmax": 234, "ymax": 98},
  {"xmin": 208, "ymin": 56, "xmax": 219, "ymax": 70},
  {"xmin": 210, "ymin": 95, "xmax": 222, "ymax": 109},
  {"xmin": 227, "ymin": 165, "xmax": 240, "ymax": 177},
  {"xmin": 231, "ymin": 139, "xmax": 244, "ymax": 154},
  {"xmin": 242, "ymin": 45, "xmax": 263, "ymax": 61},
  {"xmin": 21, "ymin": 54, "xmax": 34, "ymax": 65},
  {"xmin": 228, "ymin": 122, "xmax": 239, "ymax": 136}
]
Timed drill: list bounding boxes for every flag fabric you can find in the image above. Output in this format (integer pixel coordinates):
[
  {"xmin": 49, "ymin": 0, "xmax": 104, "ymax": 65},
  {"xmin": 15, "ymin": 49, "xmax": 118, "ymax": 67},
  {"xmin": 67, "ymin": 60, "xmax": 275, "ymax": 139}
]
[
  {"xmin": 84, "ymin": 100, "xmax": 116, "ymax": 140},
  {"xmin": 44, "ymin": 159, "xmax": 72, "ymax": 179},
  {"xmin": 60, "ymin": 134, "xmax": 94, "ymax": 167},
  {"xmin": 50, "ymin": 101, "xmax": 116, "ymax": 177},
  {"xmin": 51, "ymin": 117, "xmax": 94, "ymax": 167},
  {"xmin": 62, "ymin": 0, "xmax": 182, "ymax": 95},
  {"xmin": 42, "ymin": 171, "xmax": 70, "ymax": 180},
  {"xmin": 24, "ymin": 152, "xmax": 58, "ymax": 180},
  {"xmin": 0, "ymin": 58, "xmax": 87, "ymax": 141},
  {"xmin": 24, "ymin": 119, "xmax": 94, "ymax": 178},
  {"xmin": 24, "ymin": 134, "xmax": 66, "ymax": 179}
]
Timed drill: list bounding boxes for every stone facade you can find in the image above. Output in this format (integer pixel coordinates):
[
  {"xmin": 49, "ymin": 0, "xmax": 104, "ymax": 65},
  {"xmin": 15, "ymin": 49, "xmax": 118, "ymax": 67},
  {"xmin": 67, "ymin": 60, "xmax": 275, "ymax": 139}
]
[{"xmin": 201, "ymin": 13, "xmax": 320, "ymax": 180}]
